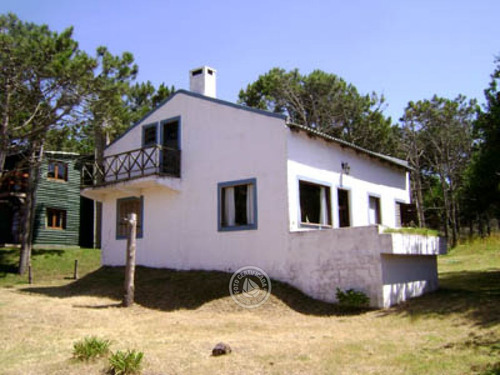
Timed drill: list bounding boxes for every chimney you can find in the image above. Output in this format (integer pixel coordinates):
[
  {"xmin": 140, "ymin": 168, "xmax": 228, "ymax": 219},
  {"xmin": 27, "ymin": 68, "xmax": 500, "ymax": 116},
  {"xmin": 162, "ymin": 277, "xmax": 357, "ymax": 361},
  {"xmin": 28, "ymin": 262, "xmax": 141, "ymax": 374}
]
[{"xmin": 189, "ymin": 66, "xmax": 216, "ymax": 98}]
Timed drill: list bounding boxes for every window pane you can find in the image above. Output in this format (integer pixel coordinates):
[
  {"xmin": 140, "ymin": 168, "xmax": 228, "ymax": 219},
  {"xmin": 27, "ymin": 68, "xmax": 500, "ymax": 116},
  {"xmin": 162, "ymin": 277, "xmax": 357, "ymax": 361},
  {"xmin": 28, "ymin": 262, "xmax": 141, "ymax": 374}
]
[
  {"xmin": 47, "ymin": 163, "xmax": 56, "ymax": 178},
  {"xmin": 144, "ymin": 126, "xmax": 156, "ymax": 145},
  {"xmin": 338, "ymin": 189, "xmax": 350, "ymax": 227},
  {"xmin": 47, "ymin": 208, "xmax": 66, "ymax": 229},
  {"xmin": 220, "ymin": 182, "xmax": 256, "ymax": 229},
  {"xmin": 57, "ymin": 163, "xmax": 67, "ymax": 180},
  {"xmin": 300, "ymin": 181, "xmax": 331, "ymax": 225},
  {"xmin": 368, "ymin": 196, "xmax": 381, "ymax": 225}
]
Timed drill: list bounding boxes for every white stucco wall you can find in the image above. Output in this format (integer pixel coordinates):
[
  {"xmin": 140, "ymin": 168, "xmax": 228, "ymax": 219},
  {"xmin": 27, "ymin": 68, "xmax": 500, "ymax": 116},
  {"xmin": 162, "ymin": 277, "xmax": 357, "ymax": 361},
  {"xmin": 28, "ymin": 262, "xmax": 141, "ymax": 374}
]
[
  {"xmin": 286, "ymin": 131, "xmax": 410, "ymax": 231},
  {"xmin": 100, "ymin": 93, "xmax": 291, "ymax": 279}
]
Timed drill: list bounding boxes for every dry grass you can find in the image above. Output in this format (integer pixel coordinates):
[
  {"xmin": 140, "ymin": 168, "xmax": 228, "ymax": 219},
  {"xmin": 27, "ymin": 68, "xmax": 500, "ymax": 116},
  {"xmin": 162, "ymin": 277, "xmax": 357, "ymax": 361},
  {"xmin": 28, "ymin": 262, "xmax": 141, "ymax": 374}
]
[{"xmin": 0, "ymin": 237, "xmax": 499, "ymax": 375}]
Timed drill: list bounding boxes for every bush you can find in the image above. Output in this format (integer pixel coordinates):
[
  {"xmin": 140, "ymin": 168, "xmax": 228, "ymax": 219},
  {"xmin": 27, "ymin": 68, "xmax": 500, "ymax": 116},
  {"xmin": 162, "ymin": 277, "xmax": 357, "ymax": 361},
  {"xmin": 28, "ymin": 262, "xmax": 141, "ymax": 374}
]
[
  {"xmin": 108, "ymin": 349, "xmax": 144, "ymax": 375},
  {"xmin": 73, "ymin": 336, "xmax": 111, "ymax": 361},
  {"xmin": 336, "ymin": 288, "xmax": 370, "ymax": 308}
]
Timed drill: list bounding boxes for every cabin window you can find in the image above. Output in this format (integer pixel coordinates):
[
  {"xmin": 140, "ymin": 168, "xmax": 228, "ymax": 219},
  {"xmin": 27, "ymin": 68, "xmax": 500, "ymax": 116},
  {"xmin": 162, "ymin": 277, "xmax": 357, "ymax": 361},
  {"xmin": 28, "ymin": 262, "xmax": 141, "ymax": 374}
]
[
  {"xmin": 338, "ymin": 188, "xmax": 351, "ymax": 227},
  {"xmin": 218, "ymin": 178, "xmax": 257, "ymax": 231},
  {"xmin": 368, "ymin": 195, "xmax": 382, "ymax": 225},
  {"xmin": 142, "ymin": 123, "xmax": 157, "ymax": 146},
  {"xmin": 47, "ymin": 161, "xmax": 68, "ymax": 181},
  {"xmin": 116, "ymin": 196, "xmax": 143, "ymax": 239},
  {"xmin": 299, "ymin": 181, "xmax": 332, "ymax": 227},
  {"xmin": 46, "ymin": 208, "xmax": 66, "ymax": 230}
]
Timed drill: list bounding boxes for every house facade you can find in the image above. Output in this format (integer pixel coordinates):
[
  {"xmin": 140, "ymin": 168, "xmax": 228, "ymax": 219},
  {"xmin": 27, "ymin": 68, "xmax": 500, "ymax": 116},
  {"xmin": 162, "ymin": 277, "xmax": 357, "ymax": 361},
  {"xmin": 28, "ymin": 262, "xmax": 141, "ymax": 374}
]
[
  {"xmin": 81, "ymin": 67, "xmax": 445, "ymax": 308},
  {"xmin": 0, "ymin": 151, "xmax": 94, "ymax": 247}
]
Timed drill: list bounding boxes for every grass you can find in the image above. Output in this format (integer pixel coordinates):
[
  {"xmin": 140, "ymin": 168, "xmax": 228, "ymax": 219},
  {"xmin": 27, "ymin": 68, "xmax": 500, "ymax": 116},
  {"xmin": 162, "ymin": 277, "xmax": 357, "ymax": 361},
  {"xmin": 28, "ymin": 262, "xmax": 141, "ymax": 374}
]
[
  {"xmin": 0, "ymin": 247, "xmax": 101, "ymax": 286},
  {"xmin": 383, "ymin": 227, "xmax": 440, "ymax": 236},
  {"xmin": 0, "ymin": 235, "xmax": 498, "ymax": 374}
]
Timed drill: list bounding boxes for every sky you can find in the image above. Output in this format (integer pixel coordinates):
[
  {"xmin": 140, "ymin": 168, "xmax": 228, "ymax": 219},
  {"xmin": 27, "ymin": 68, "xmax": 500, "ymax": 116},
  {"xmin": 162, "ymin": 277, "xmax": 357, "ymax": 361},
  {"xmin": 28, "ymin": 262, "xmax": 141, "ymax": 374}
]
[{"xmin": 1, "ymin": 0, "xmax": 499, "ymax": 121}]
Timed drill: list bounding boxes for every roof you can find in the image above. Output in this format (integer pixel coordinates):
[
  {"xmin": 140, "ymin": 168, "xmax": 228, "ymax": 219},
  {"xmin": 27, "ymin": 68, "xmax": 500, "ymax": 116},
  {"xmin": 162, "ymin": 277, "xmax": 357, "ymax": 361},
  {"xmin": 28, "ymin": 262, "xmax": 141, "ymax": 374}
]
[
  {"xmin": 287, "ymin": 123, "xmax": 410, "ymax": 170},
  {"xmin": 106, "ymin": 89, "xmax": 410, "ymax": 170}
]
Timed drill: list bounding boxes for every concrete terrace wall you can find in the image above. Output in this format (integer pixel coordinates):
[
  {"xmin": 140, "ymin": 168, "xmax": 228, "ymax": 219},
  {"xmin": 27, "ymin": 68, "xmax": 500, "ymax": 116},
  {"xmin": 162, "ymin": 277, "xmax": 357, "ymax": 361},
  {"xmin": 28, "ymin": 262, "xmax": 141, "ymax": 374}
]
[
  {"xmin": 284, "ymin": 226, "xmax": 386, "ymax": 307},
  {"xmin": 282, "ymin": 226, "xmax": 442, "ymax": 308}
]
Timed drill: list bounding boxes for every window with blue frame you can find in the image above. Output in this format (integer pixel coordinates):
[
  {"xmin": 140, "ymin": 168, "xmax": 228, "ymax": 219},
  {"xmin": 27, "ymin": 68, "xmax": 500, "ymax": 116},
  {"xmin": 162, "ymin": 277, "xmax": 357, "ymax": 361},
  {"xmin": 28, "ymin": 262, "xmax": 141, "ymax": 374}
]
[
  {"xmin": 142, "ymin": 123, "xmax": 157, "ymax": 147},
  {"xmin": 218, "ymin": 178, "xmax": 257, "ymax": 231}
]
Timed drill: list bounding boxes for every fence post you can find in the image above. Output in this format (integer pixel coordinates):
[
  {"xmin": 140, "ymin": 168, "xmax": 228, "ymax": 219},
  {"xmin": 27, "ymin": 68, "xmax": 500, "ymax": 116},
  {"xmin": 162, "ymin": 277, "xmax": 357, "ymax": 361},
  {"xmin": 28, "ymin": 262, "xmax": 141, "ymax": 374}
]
[
  {"xmin": 123, "ymin": 213, "xmax": 137, "ymax": 307},
  {"xmin": 74, "ymin": 259, "xmax": 79, "ymax": 280}
]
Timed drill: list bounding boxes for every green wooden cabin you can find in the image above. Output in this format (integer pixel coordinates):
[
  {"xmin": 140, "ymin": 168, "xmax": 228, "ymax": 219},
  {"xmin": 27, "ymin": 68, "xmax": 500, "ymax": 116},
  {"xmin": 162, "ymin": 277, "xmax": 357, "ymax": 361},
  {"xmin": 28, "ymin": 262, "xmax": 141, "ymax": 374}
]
[{"xmin": 0, "ymin": 151, "xmax": 94, "ymax": 247}]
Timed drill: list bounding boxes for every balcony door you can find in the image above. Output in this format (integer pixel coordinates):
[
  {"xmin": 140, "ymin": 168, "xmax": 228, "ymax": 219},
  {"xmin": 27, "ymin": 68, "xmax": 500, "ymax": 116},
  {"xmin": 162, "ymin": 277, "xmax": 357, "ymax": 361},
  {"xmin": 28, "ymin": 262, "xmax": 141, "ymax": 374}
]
[{"xmin": 161, "ymin": 118, "xmax": 180, "ymax": 176}]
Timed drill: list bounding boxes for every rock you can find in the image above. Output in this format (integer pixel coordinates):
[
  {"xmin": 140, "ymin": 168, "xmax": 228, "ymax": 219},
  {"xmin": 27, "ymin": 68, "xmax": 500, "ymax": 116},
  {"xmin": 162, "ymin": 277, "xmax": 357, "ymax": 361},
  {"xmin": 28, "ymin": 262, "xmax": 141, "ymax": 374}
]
[{"xmin": 212, "ymin": 342, "xmax": 232, "ymax": 356}]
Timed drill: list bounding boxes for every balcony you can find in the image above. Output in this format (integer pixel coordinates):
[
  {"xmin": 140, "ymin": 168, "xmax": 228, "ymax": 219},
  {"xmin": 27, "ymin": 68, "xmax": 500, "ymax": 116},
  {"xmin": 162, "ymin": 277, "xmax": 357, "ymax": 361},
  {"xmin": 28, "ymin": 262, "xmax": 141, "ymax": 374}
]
[{"xmin": 81, "ymin": 145, "xmax": 181, "ymax": 196}]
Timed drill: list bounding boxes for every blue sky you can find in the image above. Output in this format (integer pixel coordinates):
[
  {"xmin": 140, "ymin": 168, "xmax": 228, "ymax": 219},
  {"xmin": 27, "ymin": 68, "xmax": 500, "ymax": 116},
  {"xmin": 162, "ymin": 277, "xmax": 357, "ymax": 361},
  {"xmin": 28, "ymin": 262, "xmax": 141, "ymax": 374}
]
[{"xmin": 1, "ymin": 0, "xmax": 499, "ymax": 121}]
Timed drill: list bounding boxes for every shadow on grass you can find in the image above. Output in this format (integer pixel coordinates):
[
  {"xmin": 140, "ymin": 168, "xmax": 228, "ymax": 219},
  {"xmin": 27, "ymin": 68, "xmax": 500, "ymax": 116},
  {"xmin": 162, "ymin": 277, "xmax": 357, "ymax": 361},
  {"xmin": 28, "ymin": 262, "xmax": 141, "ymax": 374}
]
[
  {"xmin": 380, "ymin": 270, "xmax": 500, "ymax": 328},
  {"xmin": 0, "ymin": 248, "xmax": 65, "ymax": 277},
  {"xmin": 21, "ymin": 266, "xmax": 368, "ymax": 317}
]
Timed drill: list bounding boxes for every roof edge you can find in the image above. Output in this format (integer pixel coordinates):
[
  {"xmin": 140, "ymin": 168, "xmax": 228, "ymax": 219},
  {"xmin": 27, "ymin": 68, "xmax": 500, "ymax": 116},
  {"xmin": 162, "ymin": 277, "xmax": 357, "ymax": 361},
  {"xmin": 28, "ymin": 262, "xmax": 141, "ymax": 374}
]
[{"xmin": 287, "ymin": 122, "xmax": 411, "ymax": 170}]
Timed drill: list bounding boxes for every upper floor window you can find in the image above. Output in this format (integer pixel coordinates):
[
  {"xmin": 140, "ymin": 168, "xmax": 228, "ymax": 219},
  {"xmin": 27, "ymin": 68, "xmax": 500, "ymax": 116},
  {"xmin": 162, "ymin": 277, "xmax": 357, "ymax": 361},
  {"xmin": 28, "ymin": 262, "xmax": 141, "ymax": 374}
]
[
  {"xmin": 46, "ymin": 208, "xmax": 66, "ymax": 230},
  {"xmin": 218, "ymin": 178, "xmax": 257, "ymax": 231},
  {"xmin": 47, "ymin": 161, "xmax": 68, "ymax": 182},
  {"xmin": 142, "ymin": 123, "xmax": 157, "ymax": 147},
  {"xmin": 116, "ymin": 196, "xmax": 144, "ymax": 239},
  {"xmin": 299, "ymin": 180, "xmax": 332, "ymax": 227}
]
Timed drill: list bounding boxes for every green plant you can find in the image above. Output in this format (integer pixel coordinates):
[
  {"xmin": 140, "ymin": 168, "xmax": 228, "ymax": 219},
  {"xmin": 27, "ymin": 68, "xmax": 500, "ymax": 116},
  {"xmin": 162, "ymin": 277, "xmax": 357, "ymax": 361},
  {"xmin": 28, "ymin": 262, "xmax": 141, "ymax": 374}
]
[
  {"xmin": 73, "ymin": 336, "xmax": 111, "ymax": 361},
  {"xmin": 108, "ymin": 349, "xmax": 144, "ymax": 375},
  {"xmin": 335, "ymin": 288, "xmax": 370, "ymax": 308}
]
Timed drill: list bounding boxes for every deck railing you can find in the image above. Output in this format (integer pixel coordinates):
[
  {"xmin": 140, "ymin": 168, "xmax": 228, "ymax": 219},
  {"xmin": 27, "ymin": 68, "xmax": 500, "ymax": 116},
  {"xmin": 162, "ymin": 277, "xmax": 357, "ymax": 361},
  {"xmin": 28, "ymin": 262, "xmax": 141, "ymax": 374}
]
[{"xmin": 81, "ymin": 145, "xmax": 180, "ymax": 187}]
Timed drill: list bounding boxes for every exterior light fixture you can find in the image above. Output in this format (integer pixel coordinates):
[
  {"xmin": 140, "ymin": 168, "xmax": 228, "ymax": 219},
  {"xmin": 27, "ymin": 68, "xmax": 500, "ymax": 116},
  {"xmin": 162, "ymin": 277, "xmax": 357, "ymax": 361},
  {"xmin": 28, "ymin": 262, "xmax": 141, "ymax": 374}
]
[{"xmin": 341, "ymin": 162, "xmax": 350, "ymax": 175}]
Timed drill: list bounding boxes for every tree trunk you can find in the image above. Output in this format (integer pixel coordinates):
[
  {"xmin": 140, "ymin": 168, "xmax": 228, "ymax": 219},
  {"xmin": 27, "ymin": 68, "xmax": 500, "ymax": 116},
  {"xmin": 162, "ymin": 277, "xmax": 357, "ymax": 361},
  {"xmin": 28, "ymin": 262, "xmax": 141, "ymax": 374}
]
[
  {"xmin": 123, "ymin": 213, "xmax": 137, "ymax": 307},
  {"xmin": 411, "ymin": 168, "xmax": 426, "ymax": 228},
  {"xmin": 18, "ymin": 142, "xmax": 44, "ymax": 275},
  {"xmin": 0, "ymin": 82, "xmax": 12, "ymax": 180}
]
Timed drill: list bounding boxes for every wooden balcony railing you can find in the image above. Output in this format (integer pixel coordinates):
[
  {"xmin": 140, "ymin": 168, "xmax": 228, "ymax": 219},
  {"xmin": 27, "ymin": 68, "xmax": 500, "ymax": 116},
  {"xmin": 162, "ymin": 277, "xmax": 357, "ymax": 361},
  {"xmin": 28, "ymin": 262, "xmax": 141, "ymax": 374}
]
[{"xmin": 81, "ymin": 145, "xmax": 180, "ymax": 187}]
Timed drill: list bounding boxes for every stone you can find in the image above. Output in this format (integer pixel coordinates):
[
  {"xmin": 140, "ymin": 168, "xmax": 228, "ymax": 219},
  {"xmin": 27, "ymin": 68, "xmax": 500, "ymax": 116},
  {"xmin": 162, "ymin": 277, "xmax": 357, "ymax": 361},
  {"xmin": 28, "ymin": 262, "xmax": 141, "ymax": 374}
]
[{"xmin": 212, "ymin": 342, "xmax": 232, "ymax": 356}]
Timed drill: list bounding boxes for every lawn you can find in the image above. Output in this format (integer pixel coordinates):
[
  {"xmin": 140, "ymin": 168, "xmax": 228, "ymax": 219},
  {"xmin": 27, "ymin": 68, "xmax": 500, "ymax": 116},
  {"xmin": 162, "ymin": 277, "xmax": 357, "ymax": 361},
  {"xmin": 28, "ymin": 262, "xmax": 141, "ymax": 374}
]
[{"xmin": 0, "ymin": 236, "xmax": 498, "ymax": 375}]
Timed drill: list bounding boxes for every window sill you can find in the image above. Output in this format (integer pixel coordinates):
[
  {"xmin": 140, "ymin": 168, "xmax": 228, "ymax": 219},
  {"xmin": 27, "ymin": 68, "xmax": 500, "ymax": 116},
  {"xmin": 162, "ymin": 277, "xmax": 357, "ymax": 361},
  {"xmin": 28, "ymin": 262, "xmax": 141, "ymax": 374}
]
[
  {"xmin": 299, "ymin": 223, "xmax": 332, "ymax": 230},
  {"xmin": 218, "ymin": 224, "xmax": 257, "ymax": 232},
  {"xmin": 116, "ymin": 235, "xmax": 144, "ymax": 240}
]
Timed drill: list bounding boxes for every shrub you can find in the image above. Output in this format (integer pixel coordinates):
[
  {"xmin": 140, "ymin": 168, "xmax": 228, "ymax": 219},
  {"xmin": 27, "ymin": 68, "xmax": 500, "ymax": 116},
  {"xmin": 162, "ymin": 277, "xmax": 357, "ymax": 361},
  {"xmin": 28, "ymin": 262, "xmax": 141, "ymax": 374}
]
[
  {"xmin": 335, "ymin": 288, "xmax": 370, "ymax": 308},
  {"xmin": 73, "ymin": 336, "xmax": 111, "ymax": 361},
  {"xmin": 108, "ymin": 349, "xmax": 144, "ymax": 375}
]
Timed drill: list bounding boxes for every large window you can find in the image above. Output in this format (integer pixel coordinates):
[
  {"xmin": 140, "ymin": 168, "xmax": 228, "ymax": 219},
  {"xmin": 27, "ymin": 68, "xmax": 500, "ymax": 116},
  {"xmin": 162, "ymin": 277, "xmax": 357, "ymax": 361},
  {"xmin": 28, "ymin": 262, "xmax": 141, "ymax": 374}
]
[
  {"xmin": 299, "ymin": 180, "xmax": 332, "ymax": 227},
  {"xmin": 47, "ymin": 161, "xmax": 68, "ymax": 181},
  {"xmin": 368, "ymin": 195, "xmax": 382, "ymax": 225},
  {"xmin": 116, "ymin": 197, "xmax": 143, "ymax": 239},
  {"xmin": 46, "ymin": 208, "xmax": 66, "ymax": 230},
  {"xmin": 218, "ymin": 178, "xmax": 257, "ymax": 231}
]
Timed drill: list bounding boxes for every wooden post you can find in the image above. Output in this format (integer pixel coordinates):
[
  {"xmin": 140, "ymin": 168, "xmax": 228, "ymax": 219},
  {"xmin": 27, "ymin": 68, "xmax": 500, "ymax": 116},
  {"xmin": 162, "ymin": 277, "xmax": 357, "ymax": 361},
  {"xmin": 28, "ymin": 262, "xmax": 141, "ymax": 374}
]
[
  {"xmin": 122, "ymin": 213, "xmax": 137, "ymax": 307},
  {"xmin": 28, "ymin": 265, "xmax": 33, "ymax": 284},
  {"xmin": 74, "ymin": 259, "xmax": 79, "ymax": 280}
]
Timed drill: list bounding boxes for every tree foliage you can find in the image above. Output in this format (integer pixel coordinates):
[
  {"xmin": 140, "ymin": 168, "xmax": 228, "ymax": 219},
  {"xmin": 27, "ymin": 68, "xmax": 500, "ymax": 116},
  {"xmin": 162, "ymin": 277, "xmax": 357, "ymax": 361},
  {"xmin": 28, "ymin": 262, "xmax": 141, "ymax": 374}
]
[
  {"xmin": 400, "ymin": 95, "xmax": 477, "ymax": 246},
  {"xmin": 462, "ymin": 58, "xmax": 500, "ymax": 233},
  {"xmin": 0, "ymin": 13, "xmax": 96, "ymax": 273},
  {"xmin": 238, "ymin": 68, "xmax": 399, "ymax": 155}
]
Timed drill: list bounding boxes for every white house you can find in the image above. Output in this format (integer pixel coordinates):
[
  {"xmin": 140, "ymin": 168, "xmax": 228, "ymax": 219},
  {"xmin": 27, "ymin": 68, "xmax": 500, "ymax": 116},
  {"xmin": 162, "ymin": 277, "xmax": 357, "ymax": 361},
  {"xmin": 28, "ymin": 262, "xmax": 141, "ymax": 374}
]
[{"xmin": 81, "ymin": 66, "xmax": 446, "ymax": 308}]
